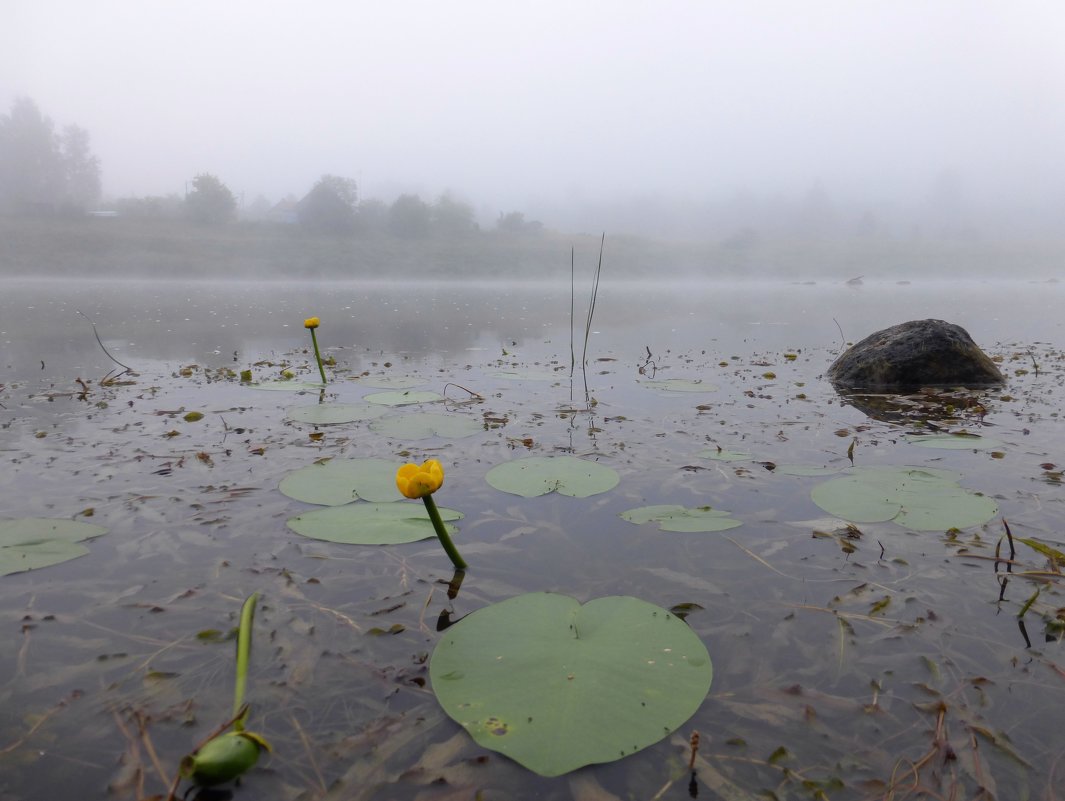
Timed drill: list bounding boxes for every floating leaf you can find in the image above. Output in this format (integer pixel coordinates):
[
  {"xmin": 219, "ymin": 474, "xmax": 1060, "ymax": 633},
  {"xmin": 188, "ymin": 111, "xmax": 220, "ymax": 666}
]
[
  {"xmin": 620, "ymin": 504, "xmax": 742, "ymax": 532},
  {"xmin": 183, "ymin": 411, "xmax": 204, "ymax": 422},
  {"xmin": 285, "ymin": 403, "xmax": 387, "ymax": 425},
  {"xmin": 370, "ymin": 412, "xmax": 482, "ymax": 440},
  {"xmin": 364, "ymin": 390, "xmax": 443, "ymax": 406},
  {"xmin": 811, "ymin": 467, "xmax": 997, "ymax": 531},
  {"xmin": 279, "ymin": 458, "xmax": 402, "ymax": 505},
  {"xmin": 640, "ymin": 379, "xmax": 719, "ymax": 393},
  {"xmin": 0, "ymin": 518, "xmax": 108, "ymax": 576},
  {"xmin": 485, "ymin": 456, "xmax": 619, "ymax": 498},
  {"xmin": 1016, "ymin": 537, "xmax": 1065, "ymax": 563},
  {"xmin": 286, "ymin": 502, "xmax": 462, "ymax": 545},
  {"xmin": 430, "ymin": 592, "xmax": 712, "ymax": 777},
  {"xmin": 906, "ymin": 433, "xmax": 1003, "ymax": 450}
]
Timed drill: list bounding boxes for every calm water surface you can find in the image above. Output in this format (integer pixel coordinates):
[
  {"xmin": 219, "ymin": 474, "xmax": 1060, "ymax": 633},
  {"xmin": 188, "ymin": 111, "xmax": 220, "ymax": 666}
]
[{"xmin": 1, "ymin": 277, "xmax": 1064, "ymax": 800}]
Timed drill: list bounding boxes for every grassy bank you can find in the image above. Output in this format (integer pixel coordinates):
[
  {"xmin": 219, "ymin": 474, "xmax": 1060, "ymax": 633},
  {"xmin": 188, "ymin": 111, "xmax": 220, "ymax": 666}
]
[{"xmin": 1, "ymin": 216, "xmax": 1062, "ymax": 281}]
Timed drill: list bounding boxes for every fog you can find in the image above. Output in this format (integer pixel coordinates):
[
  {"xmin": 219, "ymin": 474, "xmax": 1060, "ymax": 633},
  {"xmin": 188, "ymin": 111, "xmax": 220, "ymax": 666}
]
[{"xmin": 3, "ymin": 1, "xmax": 1064, "ymax": 239}]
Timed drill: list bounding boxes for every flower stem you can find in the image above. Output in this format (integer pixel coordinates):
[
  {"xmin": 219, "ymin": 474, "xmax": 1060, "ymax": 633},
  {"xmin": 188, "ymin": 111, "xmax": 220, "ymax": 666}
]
[
  {"xmin": 233, "ymin": 592, "xmax": 258, "ymax": 729},
  {"xmin": 422, "ymin": 495, "xmax": 467, "ymax": 569},
  {"xmin": 309, "ymin": 329, "xmax": 327, "ymax": 384}
]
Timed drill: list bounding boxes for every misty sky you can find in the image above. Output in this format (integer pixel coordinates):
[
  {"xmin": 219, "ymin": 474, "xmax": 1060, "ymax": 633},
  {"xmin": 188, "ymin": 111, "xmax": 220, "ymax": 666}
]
[{"xmin": 4, "ymin": 1, "xmax": 1064, "ymax": 217}]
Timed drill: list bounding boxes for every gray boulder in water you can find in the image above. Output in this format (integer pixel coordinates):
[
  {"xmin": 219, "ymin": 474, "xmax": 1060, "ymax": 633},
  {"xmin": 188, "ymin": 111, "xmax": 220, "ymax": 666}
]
[{"xmin": 827, "ymin": 319, "xmax": 1004, "ymax": 390}]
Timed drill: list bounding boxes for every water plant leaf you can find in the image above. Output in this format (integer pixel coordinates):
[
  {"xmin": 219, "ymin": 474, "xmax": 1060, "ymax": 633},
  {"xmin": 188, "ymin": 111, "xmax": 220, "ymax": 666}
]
[
  {"xmin": 0, "ymin": 518, "xmax": 108, "ymax": 576},
  {"xmin": 620, "ymin": 504, "xmax": 742, "ymax": 532},
  {"xmin": 286, "ymin": 502, "xmax": 462, "ymax": 545},
  {"xmin": 1016, "ymin": 537, "xmax": 1065, "ymax": 563},
  {"xmin": 640, "ymin": 378, "xmax": 719, "ymax": 393},
  {"xmin": 279, "ymin": 458, "xmax": 402, "ymax": 505},
  {"xmin": 906, "ymin": 433, "xmax": 1003, "ymax": 450},
  {"xmin": 370, "ymin": 412, "xmax": 482, "ymax": 440},
  {"xmin": 810, "ymin": 467, "xmax": 998, "ymax": 531},
  {"xmin": 430, "ymin": 592, "xmax": 712, "ymax": 777},
  {"xmin": 285, "ymin": 403, "xmax": 388, "ymax": 425},
  {"xmin": 364, "ymin": 390, "xmax": 444, "ymax": 406},
  {"xmin": 484, "ymin": 456, "xmax": 619, "ymax": 498}
]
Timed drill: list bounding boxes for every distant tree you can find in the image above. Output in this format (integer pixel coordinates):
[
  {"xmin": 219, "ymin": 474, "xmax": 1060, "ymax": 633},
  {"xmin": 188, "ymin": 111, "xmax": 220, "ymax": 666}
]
[
  {"xmin": 185, "ymin": 173, "xmax": 236, "ymax": 224},
  {"xmin": 496, "ymin": 210, "xmax": 542, "ymax": 234},
  {"xmin": 116, "ymin": 193, "xmax": 184, "ymax": 220},
  {"xmin": 355, "ymin": 198, "xmax": 389, "ymax": 232},
  {"xmin": 388, "ymin": 193, "xmax": 432, "ymax": 238},
  {"xmin": 0, "ymin": 97, "xmax": 100, "ymax": 214},
  {"xmin": 432, "ymin": 192, "xmax": 477, "ymax": 236},
  {"xmin": 298, "ymin": 174, "xmax": 357, "ymax": 233}
]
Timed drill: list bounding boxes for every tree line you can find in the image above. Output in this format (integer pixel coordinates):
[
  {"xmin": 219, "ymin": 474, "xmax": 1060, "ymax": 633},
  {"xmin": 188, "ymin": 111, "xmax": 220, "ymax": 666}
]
[{"xmin": 0, "ymin": 97, "xmax": 543, "ymax": 237}]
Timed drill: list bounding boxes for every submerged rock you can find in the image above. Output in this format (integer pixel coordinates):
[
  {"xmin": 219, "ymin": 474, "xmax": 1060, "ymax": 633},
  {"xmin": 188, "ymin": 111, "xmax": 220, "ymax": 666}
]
[{"xmin": 827, "ymin": 319, "xmax": 1004, "ymax": 390}]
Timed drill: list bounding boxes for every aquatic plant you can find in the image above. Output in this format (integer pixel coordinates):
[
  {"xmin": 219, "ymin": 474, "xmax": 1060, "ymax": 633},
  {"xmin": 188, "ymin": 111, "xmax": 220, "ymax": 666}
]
[
  {"xmin": 304, "ymin": 316, "xmax": 327, "ymax": 384},
  {"xmin": 396, "ymin": 459, "xmax": 467, "ymax": 569},
  {"xmin": 171, "ymin": 593, "xmax": 271, "ymax": 797}
]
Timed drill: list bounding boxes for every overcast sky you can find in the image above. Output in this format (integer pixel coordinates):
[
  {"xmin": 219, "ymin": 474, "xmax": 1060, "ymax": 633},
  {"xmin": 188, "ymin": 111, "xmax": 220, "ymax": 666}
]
[{"xmin": 3, "ymin": 1, "xmax": 1064, "ymax": 217}]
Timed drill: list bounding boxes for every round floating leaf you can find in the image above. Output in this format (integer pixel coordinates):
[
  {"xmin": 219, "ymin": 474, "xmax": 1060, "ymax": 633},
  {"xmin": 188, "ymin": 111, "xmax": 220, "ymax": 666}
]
[
  {"xmin": 485, "ymin": 456, "xmax": 619, "ymax": 498},
  {"xmin": 697, "ymin": 448, "xmax": 750, "ymax": 462},
  {"xmin": 370, "ymin": 412, "xmax": 482, "ymax": 440},
  {"xmin": 620, "ymin": 504, "xmax": 742, "ymax": 532},
  {"xmin": 811, "ymin": 467, "xmax": 998, "ymax": 531},
  {"xmin": 489, "ymin": 370, "xmax": 562, "ymax": 382},
  {"xmin": 906, "ymin": 433, "xmax": 1003, "ymax": 450},
  {"xmin": 640, "ymin": 379, "xmax": 718, "ymax": 393},
  {"xmin": 248, "ymin": 380, "xmax": 325, "ymax": 392},
  {"xmin": 364, "ymin": 390, "xmax": 443, "ymax": 407},
  {"xmin": 279, "ymin": 458, "xmax": 402, "ymax": 505},
  {"xmin": 286, "ymin": 403, "xmax": 388, "ymax": 425},
  {"xmin": 0, "ymin": 518, "xmax": 108, "ymax": 576},
  {"xmin": 286, "ymin": 502, "xmax": 462, "ymax": 545},
  {"xmin": 430, "ymin": 592, "xmax": 713, "ymax": 777},
  {"xmin": 354, "ymin": 375, "xmax": 428, "ymax": 389}
]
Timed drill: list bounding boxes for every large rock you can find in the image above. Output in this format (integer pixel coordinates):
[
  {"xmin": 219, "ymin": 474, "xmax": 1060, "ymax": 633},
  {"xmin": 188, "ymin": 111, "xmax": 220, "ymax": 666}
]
[{"xmin": 827, "ymin": 319, "xmax": 1004, "ymax": 390}]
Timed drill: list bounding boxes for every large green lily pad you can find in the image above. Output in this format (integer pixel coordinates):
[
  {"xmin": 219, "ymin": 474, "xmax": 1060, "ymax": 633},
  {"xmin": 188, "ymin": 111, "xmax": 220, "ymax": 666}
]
[
  {"xmin": 430, "ymin": 592, "xmax": 712, "ymax": 777},
  {"xmin": 905, "ymin": 433, "xmax": 1003, "ymax": 450},
  {"xmin": 620, "ymin": 504, "xmax": 742, "ymax": 532},
  {"xmin": 286, "ymin": 403, "xmax": 388, "ymax": 425},
  {"xmin": 0, "ymin": 518, "xmax": 108, "ymax": 576},
  {"xmin": 279, "ymin": 458, "xmax": 402, "ymax": 505},
  {"xmin": 485, "ymin": 456, "xmax": 619, "ymax": 498},
  {"xmin": 810, "ymin": 466, "xmax": 998, "ymax": 531},
  {"xmin": 370, "ymin": 412, "xmax": 482, "ymax": 440},
  {"xmin": 286, "ymin": 502, "xmax": 462, "ymax": 545}
]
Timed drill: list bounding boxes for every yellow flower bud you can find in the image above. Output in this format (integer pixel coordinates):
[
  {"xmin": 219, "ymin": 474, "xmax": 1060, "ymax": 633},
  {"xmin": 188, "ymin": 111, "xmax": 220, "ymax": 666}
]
[
  {"xmin": 396, "ymin": 459, "xmax": 445, "ymax": 499},
  {"xmin": 180, "ymin": 730, "xmax": 271, "ymax": 786},
  {"xmin": 304, "ymin": 317, "xmax": 320, "ymax": 329}
]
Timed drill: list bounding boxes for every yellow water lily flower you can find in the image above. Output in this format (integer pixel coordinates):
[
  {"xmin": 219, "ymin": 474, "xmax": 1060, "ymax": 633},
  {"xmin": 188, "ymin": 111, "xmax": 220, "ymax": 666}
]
[
  {"xmin": 396, "ymin": 459, "xmax": 444, "ymax": 499},
  {"xmin": 303, "ymin": 316, "xmax": 320, "ymax": 329}
]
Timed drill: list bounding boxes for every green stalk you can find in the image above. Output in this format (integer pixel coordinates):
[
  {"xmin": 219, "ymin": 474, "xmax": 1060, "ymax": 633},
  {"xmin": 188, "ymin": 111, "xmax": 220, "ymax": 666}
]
[
  {"xmin": 233, "ymin": 592, "xmax": 259, "ymax": 729},
  {"xmin": 422, "ymin": 495, "xmax": 467, "ymax": 570},
  {"xmin": 309, "ymin": 329, "xmax": 328, "ymax": 385}
]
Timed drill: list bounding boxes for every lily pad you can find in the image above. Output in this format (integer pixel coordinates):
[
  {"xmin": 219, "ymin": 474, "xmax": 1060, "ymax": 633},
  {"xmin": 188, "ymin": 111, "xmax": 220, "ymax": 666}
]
[
  {"xmin": 286, "ymin": 403, "xmax": 388, "ymax": 425},
  {"xmin": 279, "ymin": 458, "xmax": 402, "ymax": 505},
  {"xmin": 620, "ymin": 504, "xmax": 742, "ymax": 532},
  {"xmin": 430, "ymin": 592, "xmax": 712, "ymax": 777},
  {"xmin": 0, "ymin": 518, "xmax": 108, "ymax": 576},
  {"xmin": 810, "ymin": 466, "xmax": 998, "ymax": 531},
  {"xmin": 640, "ymin": 379, "xmax": 718, "ymax": 393},
  {"xmin": 364, "ymin": 390, "xmax": 444, "ymax": 407},
  {"xmin": 286, "ymin": 502, "xmax": 462, "ymax": 545},
  {"xmin": 485, "ymin": 456, "xmax": 619, "ymax": 498},
  {"xmin": 370, "ymin": 412, "xmax": 482, "ymax": 440},
  {"xmin": 906, "ymin": 433, "xmax": 1003, "ymax": 450}
]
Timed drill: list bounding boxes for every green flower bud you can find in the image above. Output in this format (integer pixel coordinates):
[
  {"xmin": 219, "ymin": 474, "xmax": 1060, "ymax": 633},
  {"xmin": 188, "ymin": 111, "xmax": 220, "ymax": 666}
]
[{"xmin": 181, "ymin": 731, "xmax": 270, "ymax": 786}]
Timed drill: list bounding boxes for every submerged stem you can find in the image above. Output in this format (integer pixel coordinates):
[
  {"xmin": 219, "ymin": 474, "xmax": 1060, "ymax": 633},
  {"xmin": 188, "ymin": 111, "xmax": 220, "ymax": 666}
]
[
  {"xmin": 309, "ymin": 329, "xmax": 327, "ymax": 384},
  {"xmin": 422, "ymin": 495, "xmax": 467, "ymax": 569}
]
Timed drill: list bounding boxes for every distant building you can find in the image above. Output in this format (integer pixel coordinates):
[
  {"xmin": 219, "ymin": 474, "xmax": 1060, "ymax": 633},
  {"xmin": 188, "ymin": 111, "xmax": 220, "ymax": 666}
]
[{"xmin": 268, "ymin": 198, "xmax": 299, "ymax": 224}]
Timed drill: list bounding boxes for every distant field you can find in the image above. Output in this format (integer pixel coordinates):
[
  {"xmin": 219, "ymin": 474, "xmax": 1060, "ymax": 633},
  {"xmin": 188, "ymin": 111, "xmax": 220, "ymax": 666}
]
[{"xmin": 1, "ymin": 216, "xmax": 1061, "ymax": 282}]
